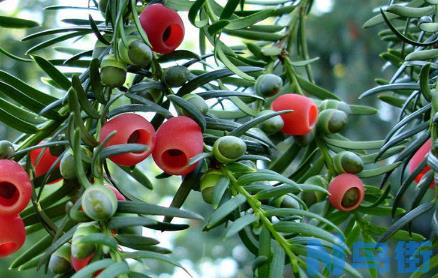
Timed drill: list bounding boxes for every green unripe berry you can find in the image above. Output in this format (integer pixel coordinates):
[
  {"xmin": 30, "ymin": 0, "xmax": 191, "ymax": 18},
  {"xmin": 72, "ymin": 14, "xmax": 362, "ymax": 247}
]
[
  {"xmin": 60, "ymin": 152, "xmax": 76, "ymax": 180},
  {"xmin": 319, "ymin": 99, "xmax": 351, "ymax": 114},
  {"xmin": 317, "ymin": 109, "xmax": 348, "ymax": 134},
  {"xmin": 258, "ymin": 110, "xmax": 284, "ymax": 135},
  {"xmin": 117, "ymin": 38, "xmax": 135, "ymax": 65},
  {"xmin": 333, "ymin": 151, "xmax": 364, "ymax": 174},
  {"xmin": 213, "ymin": 136, "xmax": 247, "ymax": 164},
  {"xmin": 255, "ymin": 73, "xmax": 283, "ymax": 97},
  {"xmin": 81, "ymin": 185, "xmax": 118, "ymax": 221},
  {"xmin": 71, "ymin": 223, "xmax": 99, "ymax": 259},
  {"xmin": 0, "ymin": 140, "xmax": 15, "ymax": 158},
  {"xmin": 100, "ymin": 54, "xmax": 127, "ymax": 88},
  {"xmin": 49, "ymin": 243, "xmax": 72, "ymax": 274},
  {"xmin": 273, "ymin": 195, "xmax": 300, "ymax": 209},
  {"xmin": 117, "ymin": 37, "xmax": 153, "ymax": 67},
  {"xmin": 301, "ymin": 175, "xmax": 328, "ymax": 206},
  {"xmin": 183, "ymin": 94, "xmax": 209, "ymax": 114},
  {"xmin": 128, "ymin": 40, "xmax": 153, "ymax": 67},
  {"xmin": 200, "ymin": 170, "xmax": 223, "ymax": 204},
  {"xmin": 163, "ymin": 66, "xmax": 190, "ymax": 87}
]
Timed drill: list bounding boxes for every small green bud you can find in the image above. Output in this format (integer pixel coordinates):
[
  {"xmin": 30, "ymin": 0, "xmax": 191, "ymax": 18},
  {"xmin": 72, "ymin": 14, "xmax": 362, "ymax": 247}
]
[
  {"xmin": 81, "ymin": 185, "xmax": 118, "ymax": 221},
  {"xmin": 117, "ymin": 38, "xmax": 135, "ymax": 65},
  {"xmin": 182, "ymin": 94, "xmax": 209, "ymax": 115},
  {"xmin": 301, "ymin": 175, "xmax": 328, "ymax": 206},
  {"xmin": 333, "ymin": 151, "xmax": 364, "ymax": 174},
  {"xmin": 213, "ymin": 136, "xmax": 247, "ymax": 164},
  {"xmin": 200, "ymin": 170, "xmax": 223, "ymax": 204},
  {"xmin": 318, "ymin": 99, "xmax": 351, "ymax": 114},
  {"xmin": 163, "ymin": 66, "xmax": 190, "ymax": 87},
  {"xmin": 255, "ymin": 74, "xmax": 283, "ymax": 97},
  {"xmin": 49, "ymin": 243, "xmax": 72, "ymax": 274},
  {"xmin": 317, "ymin": 109, "xmax": 348, "ymax": 134},
  {"xmin": 273, "ymin": 195, "xmax": 300, "ymax": 209},
  {"xmin": 128, "ymin": 40, "xmax": 153, "ymax": 67},
  {"xmin": 100, "ymin": 54, "xmax": 127, "ymax": 88},
  {"xmin": 60, "ymin": 151, "xmax": 76, "ymax": 180},
  {"xmin": 71, "ymin": 223, "xmax": 99, "ymax": 259},
  {"xmin": 258, "ymin": 110, "xmax": 284, "ymax": 135},
  {"xmin": 0, "ymin": 140, "xmax": 15, "ymax": 158}
]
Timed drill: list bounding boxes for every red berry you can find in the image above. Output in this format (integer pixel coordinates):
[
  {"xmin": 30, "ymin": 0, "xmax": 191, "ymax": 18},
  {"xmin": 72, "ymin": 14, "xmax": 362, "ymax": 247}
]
[
  {"xmin": 100, "ymin": 113, "xmax": 156, "ymax": 167},
  {"xmin": 152, "ymin": 116, "xmax": 203, "ymax": 175},
  {"xmin": 408, "ymin": 139, "xmax": 435, "ymax": 188},
  {"xmin": 139, "ymin": 4, "xmax": 184, "ymax": 54},
  {"xmin": 0, "ymin": 215, "xmax": 25, "ymax": 257},
  {"xmin": 29, "ymin": 146, "xmax": 60, "ymax": 179},
  {"xmin": 0, "ymin": 160, "xmax": 32, "ymax": 216},
  {"xmin": 105, "ymin": 184, "xmax": 126, "ymax": 201},
  {"xmin": 328, "ymin": 174, "xmax": 365, "ymax": 212},
  {"xmin": 271, "ymin": 94, "xmax": 319, "ymax": 135},
  {"xmin": 71, "ymin": 254, "xmax": 94, "ymax": 272}
]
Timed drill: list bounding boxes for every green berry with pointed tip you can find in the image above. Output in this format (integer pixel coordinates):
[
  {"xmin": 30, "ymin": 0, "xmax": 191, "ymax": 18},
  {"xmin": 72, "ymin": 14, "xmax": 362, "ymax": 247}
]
[
  {"xmin": 317, "ymin": 109, "xmax": 348, "ymax": 134},
  {"xmin": 100, "ymin": 54, "xmax": 127, "ymax": 88},
  {"xmin": 60, "ymin": 152, "xmax": 76, "ymax": 180},
  {"xmin": 273, "ymin": 195, "xmax": 300, "ymax": 209},
  {"xmin": 117, "ymin": 37, "xmax": 136, "ymax": 65},
  {"xmin": 0, "ymin": 140, "xmax": 14, "ymax": 158},
  {"xmin": 49, "ymin": 243, "xmax": 72, "ymax": 274},
  {"xmin": 71, "ymin": 223, "xmax": 99, "ymax": 259},
  {"xmin": 333, "ymin": 151, "xmax": 364, "ymax": 174},
  {"xmin": 200, "ymin": 170, "xmax": 223, "ymax": 204},
  {"xmin": 128, "ymin": 40, "xmax": 153, "ymax": 67},
  {"xmin": 255, "ymin": 73, "xmax": 283, "ymax": 97},
  {"xmin": 163, "ymin": 66, "xmax": 190, "ymax": 87},
  {"xmin": 319, "ymin": 99, "xmax": 351, "ymax": 114},
  {"xmin": 81, "ymin": 185, "xmax": 118, "ymax": 221},
  {"xmin": 301, "ymin": 175, "xmax": 328, "ymax": 206},
  {"xmin": 183, "ymin": 94, "xmax": 209, "ymax": 115},
  {"xmin": 258, "ymin": 110, "xmax": 284, "ymax": 135},
  {"xmin": 213, "ymin": 136, "xmax": 247, "ymax": 164}
]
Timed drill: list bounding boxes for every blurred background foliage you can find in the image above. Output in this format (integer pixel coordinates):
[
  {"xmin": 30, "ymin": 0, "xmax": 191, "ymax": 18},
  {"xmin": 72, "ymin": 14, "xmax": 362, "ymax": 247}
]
[{"xmin": 0, "ymin": 0, "xmax": 431, "ymax": 277}]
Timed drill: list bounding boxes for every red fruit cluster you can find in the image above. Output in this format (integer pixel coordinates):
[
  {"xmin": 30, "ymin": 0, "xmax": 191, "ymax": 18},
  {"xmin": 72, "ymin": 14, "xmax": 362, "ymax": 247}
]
[
  {"xmin": 408, "ymin": 139, "xmax": 435, "ymax": 188},
  {"xmin": 0, "ymin": 160, "xmax": 32, "ymax": 257},
  {"xmin": 101, "ymin": 114, "xmax": 203, "ymax": 176},
  {"xmin": 139, "ymin": 4, "xmax": 185, "ymax": 54},
  {"xmin": 328, "ymin": 173, "xmax": 365, "ymax": 212},
  {"xmin": 271, "ymin": 94, "xmax": 319, "ymax": 136}
]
